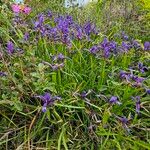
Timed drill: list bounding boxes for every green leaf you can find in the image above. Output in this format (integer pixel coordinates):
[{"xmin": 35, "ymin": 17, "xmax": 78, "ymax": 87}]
[
  {"xmin": 13, "ymin": 101, "xmax": 23, "ymax": 112},
  {"xmin": 102, "ymin": 109, "xmax": 111, "ymax": 125}
]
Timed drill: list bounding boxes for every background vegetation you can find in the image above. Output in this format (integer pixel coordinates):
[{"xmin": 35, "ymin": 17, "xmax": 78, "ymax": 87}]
[{"xmin": 0, "ymin": 0, "xmax": 150, "ymax": 149}]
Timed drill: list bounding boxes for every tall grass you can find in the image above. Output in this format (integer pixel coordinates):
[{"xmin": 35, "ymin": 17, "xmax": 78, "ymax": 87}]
[{"xmin": 0, "ymin": 1, "xmax": 150, "ymax": 149}]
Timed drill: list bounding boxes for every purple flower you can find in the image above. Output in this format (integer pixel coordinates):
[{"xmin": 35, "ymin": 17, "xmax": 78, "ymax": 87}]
[
  {"xmin": 121, "ymin": 41, "xmax": 131, "ymax": 51},
  {"xmin": 100, "ymin": 38, "xmax": 116, "ymax": 58},
  {"xmin": 83, "ymin": 21, "xmax": 97, "ymax": 36},
  {"xmin": 42, "ymin": 103, "xmax": 47, "ymax": 112},
  {"xmin": 51, "ymin": 63, "xmax": 64, "ymax": 71},
  {"xmin": 132, "ymin": 96, "xmax": 141, "ymax": 114},
  {"xmin": 48, "ymin": 27, "xmax": 59, "ymax": 40},
  {"xmin": 104, "ymin": 47, "xmax": 110, "ymax": 58},
  {"xmin": 101, "ymin": 38, "xmax": 109, "ymax": 48},
  {"xmin": 109, "ymin": 96, "xmax": 122, "ymax": 105},
  {"xmin": 0, "ymin": 72, "xmax": 7, "ymax": 77},
  {"xmin": 35, "ymin": 92, "xmax": 61, "ymax": 112},
  {"xmin": 132, "ymin": 40, "xmax": 141, "ymax": 49},
  {"xmin": 80, "ymin": 91, "xmax": 88, "ymax": 99},
  {"xmin": 57, "ymin": 53, "xmax": 65, "ymax": 61},
  {"xmin": 7, "ymin": 41, "xmax": 14, "ymax": 54},
  {"xmin": 47, "ymin": 10, "xmax": 53, "ymax": 18},
  {"xmin": 119, "ymin": 70, "xmax": 131, "ymax": 82},
  {"xmin": 34, "ymin": 14, "xmax": 45, "ymax": 29},
  {"xmin": 56, "ymin": 16, "xmax": 70, "ymax": 35},
  {"xmin": 42, "ymin": 61, "xmax": 64, "ymax": 71},
  {"xmin": 138, "ymin": 62, "xmax": 148, "ymax": 73},
  {"xmin": 83, "ymin": 21, "xmax": 92, "ymax": 36},
  {"xmin": 146, "ymin": 89, "xmax": 150, "ymax": 94},
  {"xmin": 52, "ymin": 53, "xmax": 65, "ymax": 62},
  {"xmin": 54, "ymin": 15, "xmax": 63, "ymax": 24},
  {"xmin": 80, "ymin": 90, "xmax": 92, "ymax": 99},
  {"xmin": 40, "ymin": 26, "xmax": 47, "ymax": 37},
  {"xmin": 38, "ymin": 14, "xmax": 45, "ymax": 25},
  {"xmin": 76, "ymin": 26, "xmax": 83, "ymax": 40},
  {"xmin": 132, "ymin": 76, "xmax": 145, "ymax": 83},
  {"xmin": 66, "ymin": 15, "xmax": 73, "ymax": 25},
  {"xmin": 119, "ymin": 70, "xmax": 128, "ymax": 79},
  {"xmin": 117, "ymin": 116, "xmax": 128, "ymax": 124},
  {"xmin": 90, "ymin": 45, "xmax": 99, "ymax": 54},
  {"xmin": 34, "ymin": 21, "xmax": 40, "ymax": 28},
  {"xmin": 131, "ymin": 76, "xmax": 145, "ymax": 87},
  {"xmin": 115, "ymin": 115, "xmax": 131, "ymax": 132},
  {"xmin": 144, "ymin": 41, "xmax": 150, "ymax": 50},
  {"xmin": 62, "ymin": 28, "xmax": 69, "ymax": 35},
  {"xmin": 136, "ymin": 97, "xmax": 140, "ymax": 114},
  {"xmin": 138, "ymin": 62, "xmax": 143, "ymax": 69},
  {"xmin": 24, "ymin": 32, "xmax": 29, "ymax": 41},
  {"xmin": 120, "ymin": 70, "xmax": 145, "ymax": 86},
  {"xmin": 62, "ymin": 33, "xmax": 71, "ymax": 45},
  {"xmin": 110, "ymin": 41, "xmax": 117, "ymax": 52},
  {"xmin": 121, "ymin": 32, "xmax": 129, "ymax": 40}
]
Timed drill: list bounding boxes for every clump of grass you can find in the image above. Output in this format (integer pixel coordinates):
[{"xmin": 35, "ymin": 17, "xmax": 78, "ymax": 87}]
[{"xmin": 0, "ymin": 1, "xmax": 150, "ymax": 150}]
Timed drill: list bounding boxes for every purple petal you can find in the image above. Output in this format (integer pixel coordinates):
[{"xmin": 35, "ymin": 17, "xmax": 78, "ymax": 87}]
[
  {"xmin": 121, "ymin": 32, "xmax": 129, "ymax": 40},
  {"xmin": 144, "ymin": 41, "xmax": 150, "ymax": 50},
  {"xmin": 118, "ymin": 116, "xmax": 128, "ymax": 124},
  {"xmin": 43, "ymin": 92, "xmax": 51, "ymax": 101},
  {"xmin": 132, "ymin": 96, "xmax": 141, "ymax": 114},
  {"xmin": 24, "ymin": 32, "xmax": 29, "ymax": 41},
  {"xmin": 42, "ymin": 106, "xmax": 47, "ymax": 112},
  {"xmin": 109, "ymin": 96, "xmax": 122, "ymax": 105},
  {"xmin": 138, "ymin": 62, "xmax": 143, "ymax": 68},
  {"xmin": 135, "ymin": 96, "xmax": 140, "ymax": 113},
  {"xmin": 90, "ymin": 45, "xmax": 99, "ymax": 54},
  {"xmin": 136, "ymin": 102, "xmax": 140, "ymax": 114},
  {"xmin": 80, "ymin": 91, "xmax": 87, "ymax": 99},
  {"xmin": 0, "ymin": 72, "xmax": 7, "ymax": 77},
  {"xmin": 119, "ymin": 70, "xmax": 127, "ymax": 78},
  {"xmin": 132, "ymin": 76, "xmax": 145, "ymax": 83},
  {"xmin": 57, "ymin": 53, "xmax": 65, "ymax": 60},
  {"xmin": 146, "ymin": 89, "xmax": 150, "ymax": 94},
  {"xmin": 7, "ymin": 41, "xmax": 14, "ymax": 54},
  {"xmin": 53, "ymin": 53, "xmax": 65, "ymax": 61},
  {"xmin": 121, "ymin": 41, "xmax": 131, "ymax": 51},
  {"xmin": 47, "ymin": 10, "xmax": 53, "ymax": 18},
  {"xmin": 34, "ymin": 21, "xmax": 40, "ymax": 28}
]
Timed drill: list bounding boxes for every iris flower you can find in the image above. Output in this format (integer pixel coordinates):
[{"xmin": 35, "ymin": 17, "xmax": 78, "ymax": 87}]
[
  {"xmin": 144, "ymin": 42, "xmax": 150, "ymax": 50},
  {"xmin": 35, "ymin": 92, "xmax": 61, "ymax": 112},
  {"xmin": 52, "ymin": 53, "xmax": 65, "ymax": 62},
  {"xmin": 132, "ymin": 96, "xmax": 141, "ymax": 114},
  {"xmin": 138, "ymin": 62, "xmax": 148, "ymax": 73},
  {"xmin": 115, "ymin": 115, "xmax": 131, "ymax": 132},
  {"xmin": 135, "ymin": 97, "xmax": 140, "ymax": 114},
  {"xmin": 146, "ymin": 89, "xmax": 150, "ymax": 94},
  {"xmin": 90, "ymin": 45, "xmax": 99, "ymax": 54},
  {"xmin": 109, "ymin": 96, "xmax": 122, "ymax": 105},
  {"xmin": 7, "ymin": 41, "xmax": 14, "ymax": 54}
]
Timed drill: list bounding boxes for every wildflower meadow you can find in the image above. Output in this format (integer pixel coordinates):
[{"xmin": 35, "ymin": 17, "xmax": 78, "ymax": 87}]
[{"xmin": 0, "ymin": 0, "xmax": 150, "ymax": 149}]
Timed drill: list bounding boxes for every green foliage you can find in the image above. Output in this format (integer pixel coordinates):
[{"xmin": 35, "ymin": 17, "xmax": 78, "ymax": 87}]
[{"xmin": 0, "ymin": 1, "xmax": 150, "ymax": 149}]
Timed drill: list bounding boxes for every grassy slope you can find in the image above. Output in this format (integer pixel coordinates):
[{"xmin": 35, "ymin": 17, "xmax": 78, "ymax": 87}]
[{"xmin": 0, "ymin": 1, "xmax": 150, "ymax": 150}]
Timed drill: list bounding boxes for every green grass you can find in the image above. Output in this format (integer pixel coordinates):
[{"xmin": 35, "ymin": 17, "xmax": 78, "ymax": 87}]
[{"xmin": 0, "ymin": 0, "xmax": 150, "ymax": 149}]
